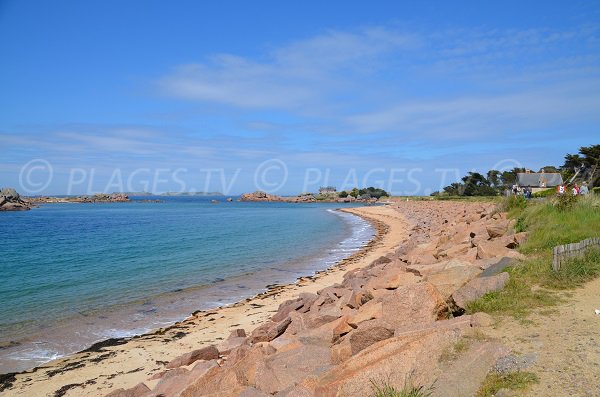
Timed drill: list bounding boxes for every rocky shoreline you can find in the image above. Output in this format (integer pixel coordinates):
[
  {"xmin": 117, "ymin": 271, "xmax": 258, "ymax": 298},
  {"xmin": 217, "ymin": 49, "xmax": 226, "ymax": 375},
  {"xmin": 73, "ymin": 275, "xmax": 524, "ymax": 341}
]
[{"xmin": 0, "ymin": 201, "xmax": 526, "ymax": 397}]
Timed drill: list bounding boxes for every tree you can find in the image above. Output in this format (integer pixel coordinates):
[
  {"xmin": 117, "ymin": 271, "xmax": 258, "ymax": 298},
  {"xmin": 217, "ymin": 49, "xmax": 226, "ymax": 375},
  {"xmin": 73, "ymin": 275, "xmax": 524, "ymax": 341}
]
[
  {"xmin": 538, "ymin": 165, "xmax": 560, "ymax": 173},
  {"xmin": 486, "ymin": 170, "xmax": 501, "ymax": 188},
  {"xmin": 338, "ymin": 191, "xmax": 349, "ymax": 198},
  {"xmin": 349, "ymin": 188, "xmax": 360, "ymax": 198}
]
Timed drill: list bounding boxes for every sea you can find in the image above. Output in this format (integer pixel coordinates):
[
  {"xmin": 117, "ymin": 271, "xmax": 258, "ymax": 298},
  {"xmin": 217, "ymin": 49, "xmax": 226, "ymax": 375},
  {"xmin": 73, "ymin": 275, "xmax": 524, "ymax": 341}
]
[{"xmin": 0, "ymin": 196, "xmax": 375, "ymax": 373}]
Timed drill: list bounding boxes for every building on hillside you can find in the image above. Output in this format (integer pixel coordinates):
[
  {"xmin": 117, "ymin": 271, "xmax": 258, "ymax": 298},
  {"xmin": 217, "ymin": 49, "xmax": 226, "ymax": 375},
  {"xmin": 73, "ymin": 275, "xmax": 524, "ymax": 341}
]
[
  {"xmin": 318, "ymin": 186, "xmax": 337, "ymax": 194},
  {"xmin": 516, "ymin": 172, "xmax": 563, "ymax": 193}
]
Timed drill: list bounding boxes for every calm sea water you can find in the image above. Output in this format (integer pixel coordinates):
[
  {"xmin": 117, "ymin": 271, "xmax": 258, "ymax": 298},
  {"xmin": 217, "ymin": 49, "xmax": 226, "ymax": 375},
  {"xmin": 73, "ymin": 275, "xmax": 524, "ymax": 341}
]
[{"xmin": 0, "ymin": 197, "xmax": 374, "ymax": 373}]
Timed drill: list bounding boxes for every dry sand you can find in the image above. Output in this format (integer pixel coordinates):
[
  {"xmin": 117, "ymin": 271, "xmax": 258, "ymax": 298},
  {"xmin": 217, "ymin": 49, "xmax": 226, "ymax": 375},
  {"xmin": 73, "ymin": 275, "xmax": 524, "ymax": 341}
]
[{"xmin": 2, "ymin": 205, "xmax": 410, "ymax": 397}]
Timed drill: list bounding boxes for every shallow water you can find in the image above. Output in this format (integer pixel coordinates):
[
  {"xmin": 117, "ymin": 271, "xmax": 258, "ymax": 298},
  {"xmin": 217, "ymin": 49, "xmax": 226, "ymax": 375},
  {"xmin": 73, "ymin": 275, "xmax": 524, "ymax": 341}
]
[{"xmin": 0, "ymin": 197, "xmax": 374, "ymax": 373}]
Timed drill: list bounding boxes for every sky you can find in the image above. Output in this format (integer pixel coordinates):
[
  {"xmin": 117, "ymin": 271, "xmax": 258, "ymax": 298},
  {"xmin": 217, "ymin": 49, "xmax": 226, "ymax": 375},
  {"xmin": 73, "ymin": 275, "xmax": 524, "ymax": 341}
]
[{"xmin": 1, "ymin": 0, "xmax": 599, "ymax": 195}]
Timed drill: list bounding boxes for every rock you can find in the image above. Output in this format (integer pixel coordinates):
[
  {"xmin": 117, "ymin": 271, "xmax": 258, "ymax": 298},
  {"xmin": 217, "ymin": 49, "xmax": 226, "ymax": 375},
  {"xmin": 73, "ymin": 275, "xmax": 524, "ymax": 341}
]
[
  {"xmin": 347, "ymin": 299, "xmax": 383, "ymax": 327},
  {"xmin": 470, "ymin": 312, "xmax": 494, "ymax": 327},
  {"xmin": 105, "ymin": 382, "xmax": 151, "ymax": 397},
  {"xmin": 513, "ymin": 232, "xmax": 529, "ymax": 246},
  {"xmin": 166, "ymin": 345, "xmax": 220, "ymax": 368},
  {"xmin": 239, "ymin": 387, "xmax": 271, "ymax": 396},
  {"xmin": 425, "ymin": 265, "xmax": 482, "ymax": 298},
  {"xmin": 180, "ymin": 343, "xmax": 275, "ymax": 397},
  {"xmin": 476, "ymin": 240, "xmax": 512, "ymax": 260},
  {"xmin": 218, "ymin": 336, "xmax": 248, "ymax": 355},
  {"xmin": 313, "ymin": 317, "xmax": 472, "ymax": 397},
  {"xmin": 452, "ymin": 272, "xmax": 510, "ymax": 309},
  {"xmin": 365, "ymin": 269, "xmax": 418, "ymax": 290},
  {"xmin": 347, "ymin": 321, "xmax": 394, "ymax": 355},
  {"xmin": 381, "ymin": 283, "xmax": 448, "ymax": 329},
  {"xmin": 0, "ymin": 187, "xmax": 20, "ymax": 200},
  {"xmin": 440, "ymin": 242, "xmax": 471, "ymax": 258},
  {"xmin": 256, "ymin": 343, "xmax": 333, "ymax": 394},
  {"xmin": 486, "ymin": 221, "xmax": 508, "ymax": 238},
  {"xmin": 432, "ymin": 340, "xmax": 509, "ymax": 397},
  {"xmin": 150, "ymin": 367, "xmax": 190, "ymax": 396},
  {"xmin": 229, "ymin": 328, "xmax": 246, "ymax": 338},
  {"xmin": 250, "ymin": 317, "xmax": 292, "ymax": 343},
  {"xmin": 0, "ymin": 187, "xmax": 31, "ymax": 211},
  {"xmin": 226, "ymin": 197, "xmax": 233, "ymax": 202},
  {"xmin": 271, "ymin": 299, "xmax": 305, "ymax": 322},
  {"xmin": 239, "ymin": 191, "xmax": 283, "ymax": 202}
]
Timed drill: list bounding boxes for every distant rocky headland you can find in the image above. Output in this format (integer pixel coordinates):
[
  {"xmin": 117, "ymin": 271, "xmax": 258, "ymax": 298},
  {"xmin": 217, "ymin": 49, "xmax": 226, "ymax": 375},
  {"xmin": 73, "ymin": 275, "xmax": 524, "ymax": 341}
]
[
  {"xmin": 239, "ymin": 188, "xmax": 385, "ymax": 204},
  {"xmin": 27, "ymin": 193, "xmax": 131, "ymax": 204},
  {"xmin": 0, "ymin": 188, "xmax": 138, "ymax": 211}
]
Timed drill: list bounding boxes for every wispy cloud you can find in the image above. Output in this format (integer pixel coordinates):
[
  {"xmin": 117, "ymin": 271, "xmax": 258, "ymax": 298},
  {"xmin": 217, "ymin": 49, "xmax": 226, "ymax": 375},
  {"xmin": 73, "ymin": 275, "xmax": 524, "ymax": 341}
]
[{"xmin": 157, "ymin": 28, "xmax": 419, "ymax": 109}]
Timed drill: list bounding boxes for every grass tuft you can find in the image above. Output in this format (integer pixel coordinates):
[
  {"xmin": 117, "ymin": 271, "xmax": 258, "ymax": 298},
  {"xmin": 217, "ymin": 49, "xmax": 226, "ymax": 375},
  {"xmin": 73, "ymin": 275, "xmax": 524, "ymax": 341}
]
[
  {"xmin": 371, "ymin": 379, "xmax": 434, "ymax": 397},
  {"xmin": 476, "ymin": 371, "xmax": 539, "ymax": 397}
]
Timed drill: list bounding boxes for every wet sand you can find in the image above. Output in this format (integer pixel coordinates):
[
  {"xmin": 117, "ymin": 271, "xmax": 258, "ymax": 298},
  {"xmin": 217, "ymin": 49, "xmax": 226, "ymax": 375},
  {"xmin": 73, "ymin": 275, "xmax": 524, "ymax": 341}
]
[{"xmin": 1, "ymin": 205, "xmax": 410, "ymax": 397}]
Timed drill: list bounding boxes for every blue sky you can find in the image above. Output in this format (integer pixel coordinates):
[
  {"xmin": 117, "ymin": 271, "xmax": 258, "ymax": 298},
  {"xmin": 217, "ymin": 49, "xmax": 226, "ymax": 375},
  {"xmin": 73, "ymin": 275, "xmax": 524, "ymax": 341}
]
[{"xmin": 1, "ymin": 0, "xmax": 599, "ymax": 195}]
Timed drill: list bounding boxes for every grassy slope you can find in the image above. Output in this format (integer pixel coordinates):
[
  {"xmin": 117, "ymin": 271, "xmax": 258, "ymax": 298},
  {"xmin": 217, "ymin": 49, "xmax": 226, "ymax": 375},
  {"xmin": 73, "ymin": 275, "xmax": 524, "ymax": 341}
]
[{"xmin": 467, "ymin": 194, "xmax": 600, "ymax": 318}]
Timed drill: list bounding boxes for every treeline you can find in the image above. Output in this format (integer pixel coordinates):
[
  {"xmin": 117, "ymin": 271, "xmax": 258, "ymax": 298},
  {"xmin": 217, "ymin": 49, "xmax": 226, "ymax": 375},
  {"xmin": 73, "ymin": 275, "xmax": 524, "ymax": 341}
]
[
  {"xmin": 338, "ymin": 187, "xmax": 389, "ymax": 199},
  {"xmin": 433, "ymin": 144, "xmax": 599, "ymax": 197}
]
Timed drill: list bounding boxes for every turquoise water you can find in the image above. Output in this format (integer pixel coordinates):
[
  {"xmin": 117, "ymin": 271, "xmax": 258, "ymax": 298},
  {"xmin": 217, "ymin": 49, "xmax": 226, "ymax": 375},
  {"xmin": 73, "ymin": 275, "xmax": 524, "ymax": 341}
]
[{"xmin": 0, "ymin": 197, "xmax": 374, "ymax": 373}]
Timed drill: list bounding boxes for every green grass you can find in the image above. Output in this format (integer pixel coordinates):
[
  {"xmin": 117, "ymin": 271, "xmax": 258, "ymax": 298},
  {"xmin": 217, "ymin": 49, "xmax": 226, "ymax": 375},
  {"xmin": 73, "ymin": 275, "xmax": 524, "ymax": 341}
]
[
  {"xmin": 439, "ymin": 338, "xmax": 470, "ymax": 362},
  {"xmin": 371, "ymin": 379, "xmax": 434, "ymax": 397},
  {"xmin": 476, "ymin": 371, "xmax": 539, "ymax": 397},
  {"xmin": 467, "ymin": 194, "xmax": 600, "ymax": 318}
]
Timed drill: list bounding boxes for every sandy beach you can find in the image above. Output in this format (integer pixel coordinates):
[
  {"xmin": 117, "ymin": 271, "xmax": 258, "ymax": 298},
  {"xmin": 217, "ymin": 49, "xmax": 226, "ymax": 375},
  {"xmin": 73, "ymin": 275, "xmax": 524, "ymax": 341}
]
[{"xmin": 1, "ymin": 205, "xmax": 410, "ymax": 397}]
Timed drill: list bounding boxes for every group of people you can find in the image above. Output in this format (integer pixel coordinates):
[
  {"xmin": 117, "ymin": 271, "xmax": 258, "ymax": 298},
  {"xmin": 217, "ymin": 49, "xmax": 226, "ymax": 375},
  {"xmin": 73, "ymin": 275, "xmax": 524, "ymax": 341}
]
[
  {"xmin": 511, "ymin": 184, "xmax": 533, "ymax": 198},
  {"xmin": 557, "ymin": 182, "xmax": 589, "ymax": 196},
  {"xmin": 510, "ymin": 181, "xmax": 590, "ymax": 198}
]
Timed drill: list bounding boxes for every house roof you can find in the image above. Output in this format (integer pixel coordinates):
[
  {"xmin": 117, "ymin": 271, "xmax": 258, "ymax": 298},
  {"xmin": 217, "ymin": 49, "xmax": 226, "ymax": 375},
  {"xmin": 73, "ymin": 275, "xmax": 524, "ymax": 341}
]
[{"xmin": 517, "ymin": 173, "xmax": 563, "ymax": 187}]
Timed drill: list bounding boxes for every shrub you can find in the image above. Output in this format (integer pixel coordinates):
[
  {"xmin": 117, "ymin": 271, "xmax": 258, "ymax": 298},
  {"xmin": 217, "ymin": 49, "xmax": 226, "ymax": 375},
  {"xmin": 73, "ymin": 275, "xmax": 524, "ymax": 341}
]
[
  {"xmin": 500, "ymin": 195, "xmax": 527, "ymax": 212},
  {"xmin": 338, "ymin": 191, "xmax": 349, "ymax": 198},
  {"xmin": 593, "ymin": 186, "xmax": 600, "ymax": 194},
  {"xmin": 552, "ymin": 193, "xmax": 578, "ymax": 211}
]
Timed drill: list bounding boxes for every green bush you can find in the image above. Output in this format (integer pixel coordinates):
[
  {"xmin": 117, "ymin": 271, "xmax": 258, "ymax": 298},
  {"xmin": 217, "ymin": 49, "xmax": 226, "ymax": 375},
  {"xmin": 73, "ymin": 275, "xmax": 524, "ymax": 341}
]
[
  {"xmin": 552, "ymin": 193, "xmax": 578, "ymax": 212},
  {"xmin": 500, "ymin": 195, "xmax": 527, "ymax": 212},
  {"xmin": 593, "ymin": 186, "xmax": 600, "ymax": 194}
]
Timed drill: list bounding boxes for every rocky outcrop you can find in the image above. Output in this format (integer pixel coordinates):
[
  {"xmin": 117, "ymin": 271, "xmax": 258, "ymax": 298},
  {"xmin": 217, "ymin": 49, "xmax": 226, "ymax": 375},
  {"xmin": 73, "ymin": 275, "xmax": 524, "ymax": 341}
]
[{"xmin": 0, "ymin": 188, "xmax": 31, "ymax": 211}]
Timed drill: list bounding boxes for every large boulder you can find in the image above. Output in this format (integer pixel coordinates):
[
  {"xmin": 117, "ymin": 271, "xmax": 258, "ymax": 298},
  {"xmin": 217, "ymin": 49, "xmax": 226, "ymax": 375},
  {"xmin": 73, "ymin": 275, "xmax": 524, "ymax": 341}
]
[
  {"xmin": 452, "ymin": 272, "xmax": 510, "ymax": 309},
  {"xmin": 166, "ymin": 345, "xmax": 219, "ymax": 368},
  {"xmin": 476, "ymin": 240, "xmax": 512, "ymax": 260},
  {"xmin": 425, "ymin": 264, "xmax": 482, "ymax": 298},
  {"xmin": 486, "ymin": 221, "xmax": 509, "ymax": 238},
  {"xmin": 381, "ymin": 282, "xmax": 448, "ymax": 329},
  {"xmin": 250, "ymin": 317, "xmax": 292, "ymax": 343},
  {"xmin": 105, "ymin": 383, "xmax": 151, "ymax": 397}
]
